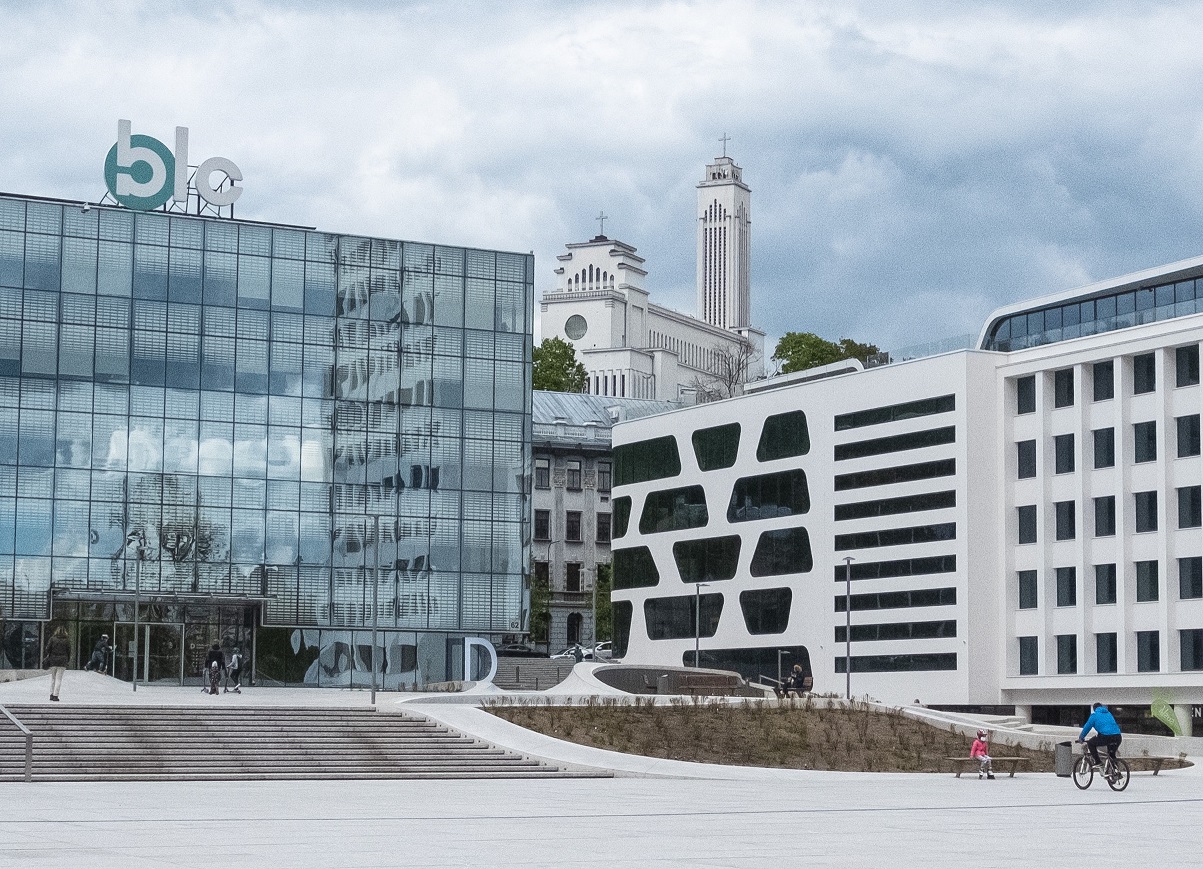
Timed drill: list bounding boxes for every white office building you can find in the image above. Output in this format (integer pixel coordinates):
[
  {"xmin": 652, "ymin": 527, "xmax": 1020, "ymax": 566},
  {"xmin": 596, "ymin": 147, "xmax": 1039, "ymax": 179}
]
[{"xmin": 609, "ymin": 254, "xmax": 1203, "ymax": 735}]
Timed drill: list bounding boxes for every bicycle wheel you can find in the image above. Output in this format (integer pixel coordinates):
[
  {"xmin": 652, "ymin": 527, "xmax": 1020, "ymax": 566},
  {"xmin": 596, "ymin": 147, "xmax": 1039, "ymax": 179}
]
[
  {"xmin": 1106, "ymin": 758, "xmax": 1130, "ymax": 792},
  {"xmin": 1072, "ymin": 754, "xmax": 1094, "ymax": 789}
]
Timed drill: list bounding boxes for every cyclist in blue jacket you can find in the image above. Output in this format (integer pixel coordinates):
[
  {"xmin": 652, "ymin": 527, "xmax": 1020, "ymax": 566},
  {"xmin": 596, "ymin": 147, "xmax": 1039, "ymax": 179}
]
[{"xmin": 1077, "ymin": 702, "xmax": 1122, "ymax": 768}]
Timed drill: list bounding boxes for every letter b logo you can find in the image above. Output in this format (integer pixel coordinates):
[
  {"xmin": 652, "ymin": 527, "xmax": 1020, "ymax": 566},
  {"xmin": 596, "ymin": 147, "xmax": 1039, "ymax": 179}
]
[{"xmin": 104, "ymin": 120, "xmax": 175, "ymax": 210}]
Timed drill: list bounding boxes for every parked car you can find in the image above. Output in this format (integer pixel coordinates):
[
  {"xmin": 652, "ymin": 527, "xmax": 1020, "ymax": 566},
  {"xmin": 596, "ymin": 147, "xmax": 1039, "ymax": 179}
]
[
  {"xmin": 494, "ymin": 643, "xmax": 547, "ymax": 658},
  {"xmin": 591, "ymin": 641, "xmax": 612, "ymax": 660},
  {"xmin": 550, "ymin": 644, "xmax": 592, "ymax": 661}
]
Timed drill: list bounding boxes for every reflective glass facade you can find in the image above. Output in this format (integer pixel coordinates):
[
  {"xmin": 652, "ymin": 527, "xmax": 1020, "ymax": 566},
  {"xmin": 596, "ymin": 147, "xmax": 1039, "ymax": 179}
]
[{"xmin": 0, "ymin": 194, "xmax": 533, "ymax": 678}]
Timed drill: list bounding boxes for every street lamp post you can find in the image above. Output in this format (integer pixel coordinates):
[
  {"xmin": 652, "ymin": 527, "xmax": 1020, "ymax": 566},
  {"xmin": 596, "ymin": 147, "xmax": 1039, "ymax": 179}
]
[
  {"xmin": 371, "ymin": 515, "xmax": 380, "ymax": 706},
  {"xmin": 843, "ymin": 556, "xmax": 854, "ymax": 700},
  {"xmin": 129, "ymin": 530, "xmax": 145, "ymax": 693},
  {"xmin": 693, "ymin": 582, "xmax": 710, "ymax": 668}
]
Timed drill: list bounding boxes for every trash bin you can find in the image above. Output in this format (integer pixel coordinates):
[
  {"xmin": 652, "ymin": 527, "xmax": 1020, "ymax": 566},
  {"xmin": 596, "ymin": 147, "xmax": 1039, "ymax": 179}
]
[{"xmin": 1055, "ymin": 741, "xmax": 1074, "ymax": 777}]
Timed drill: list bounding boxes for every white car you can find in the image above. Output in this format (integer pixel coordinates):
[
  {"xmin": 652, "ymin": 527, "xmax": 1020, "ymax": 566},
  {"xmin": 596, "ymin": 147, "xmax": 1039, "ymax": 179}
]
[
  {"xmin": 550, "ymin": 645, "xmax": 592, "ymax": 661},
  {"xmin": 591, "ymin": 641, "xmax": 613, "ymax": 660}
]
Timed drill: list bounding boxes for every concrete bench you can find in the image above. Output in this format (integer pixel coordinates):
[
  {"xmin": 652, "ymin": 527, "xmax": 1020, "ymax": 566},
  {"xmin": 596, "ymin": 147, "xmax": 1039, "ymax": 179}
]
[
  {"xmin": 944, "ymin": 756, "xmax": 1029, "ymax": 778},
  {"xmin": 1126, "ymin": 756, "xmax": 1179, "ymax": 776}
]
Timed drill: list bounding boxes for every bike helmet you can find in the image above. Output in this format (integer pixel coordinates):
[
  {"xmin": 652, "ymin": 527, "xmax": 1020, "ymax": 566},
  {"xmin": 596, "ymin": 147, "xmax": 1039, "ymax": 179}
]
[{"xmin": 976, "ymin": 729, "xmax": 987, "ymax": 739}]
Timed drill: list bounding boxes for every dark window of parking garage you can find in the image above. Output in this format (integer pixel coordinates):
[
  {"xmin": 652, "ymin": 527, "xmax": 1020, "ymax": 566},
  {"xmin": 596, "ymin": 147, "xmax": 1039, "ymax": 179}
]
[
  {"xmin": 739, "ymin": 587, "xmax": 792, "ymax": 635},
  {"xmin": 1057, "ymin": 635, "xmax": 1077, "ymax": 674},
  {"xmin": 611, "ymin": 496, "xmax": 631, "ymax": 539},
  {"xmin": 835, "ymin": 586, "xmax": 956, "ymax": 613},
  {"xmin": 1181, "ymin": 629, "xmax": 1203, "ymax": 671},
  {"xmin": 1018, "ymin": 505, "xmax": 1037, "ymax": 543},
  {"xmin": 692, "ymin": 423, "xmax": 740, "ymax": 471},
  {"xmin": 1055, "ymin": 501, "xmax": 1076, "ymax": 541},
  {"xmin": 834, "ymin": 426, "xmax": 955, "ymax": 462},
  {"xmin": 1177, "ymin": 415, "xmax": 1201, "ymax": 457},
  {"xmin": 728, "ymin": 468, "xmax": 810, "ymax": 522},
  {"xmin": 612, "ymin": 601, "xmax": 632, "ymax": 657},
  {"xmin": 833, "ymin": 394, "xmax": 955, "ymax": 431},
  {"xmin": 673, "ymin": 535, "xmax": 741, "ymax": 584},
  {"xmin": 644, "ymin": 592, "xmax": 723, "ymax": 641},
  {"xmin": 1135, "ymin": 491, "xmax": 1158, "ymax": 533},
  {"xmin": 639, "ymin": 485, "xmax": 709, "ymax": 534},
  {"xmin": 1180, "ymin": 556, "xmax": 1203, "ymax": 599},
  {"xmin": 1137, "ymin": 630, "xmax": 1160, "ymax": 672},
  {"xmin": 1095, "ymin": 563, "xmax": 1117, "ymax": 605},
  {"xmin": 1054, "ymin": 369, "xmax": 1074, "ymax": 407},
  {"xmin": 1094, "ymin": 496, "xmax": 1116, "ymax": 537},
  {"xmin": 1018, "ymin": 570, "xmax": 1037, "ymax": 609},
  {"xmin": 1054, "ymin": 434, "xmax": 1074, "ymax": 473},
  {"xmin": 834, "ymin": 554, "xmax": 956, "ymax": 581},
  {"xmin": 1017, "ymin": 440, "xmax": 1036, "ymax": 479},
  {"xmin": 835, "ymin": 619, "xmax": 956, "ymax": 643},
  {"xmin": 834, "ymin": 653, "xmax": 957, "ymax": 673},
  {"xmin": 756, "ymin": 410, "xmax": 810, "ymax": 461},
  {"xmin": 1179, "ymin": 486, "xmax": 1202, "ymax": 528},
  {"xmin": 834, "ymin": 458, "xmax": 956, "ymax": 491},
  {"xmin": 1134, "ymin": 421, "xmax": 1157, "ymax": 463},
  {"xmin": 1016, "ymin": 376, "xmax": 1036, "ymax": 414},
  {"xmin": 1019, "ymin": 637, "xmax": 1038, "ymax": 675},
  {"xmin": 1096, "ymin": 633, "xmax": 1118, "ymax": 673},
  {"xmin": 685, "ymin": 646, "xmax": 812, "ymax": 683},
  {"xmin": 1056, "ymin": 566, "xmax": 1077, "ymax": 607},
  {"xmin": 614, "ymin": 435, "xmax": 681, "ymax": 486},
  {"xmin": 1094, "ymin": 427, "xmax": 1115, "ymax": 468},
  {"xmin": 1177, "ymin": 345, "xmax": 1200, "ymax": 387},
  {"xmin": 834, "ymin": 490, "xmax": 956, "ymax": 521},
  {"xmin": 749, "ymin": 526, "xmax": 813, "ymax": 577},
  {"xmin": 611, "ymin": 546, "xmax": 660, "ymax": 590},
  {"xmin": 1093, "ymin": 360, "xmax": 1114, "ymax": 401},
  {"xmin": 834, "ymin": 522, "xmax": 955, "ymax": 551},
  {"xmin": 1133, "ymin": 353, "xmax": 1156, "ymax": 394},
  {"xmin": 1136, "ymin": 560, "xmax": 1159, "ymax": 602}
]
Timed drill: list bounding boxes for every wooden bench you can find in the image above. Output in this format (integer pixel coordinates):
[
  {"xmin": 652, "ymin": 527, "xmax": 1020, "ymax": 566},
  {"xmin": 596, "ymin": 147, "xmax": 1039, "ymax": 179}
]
[{"xmin": 944, "ymin": 756, "xmax": 1030, "ymax": 778}]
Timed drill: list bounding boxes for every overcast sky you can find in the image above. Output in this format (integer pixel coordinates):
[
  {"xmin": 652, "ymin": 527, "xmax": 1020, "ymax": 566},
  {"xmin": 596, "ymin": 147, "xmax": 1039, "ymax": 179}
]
[{"xmin": 3, "ymin": 0, "xmax": 1203, "ymax": 356}]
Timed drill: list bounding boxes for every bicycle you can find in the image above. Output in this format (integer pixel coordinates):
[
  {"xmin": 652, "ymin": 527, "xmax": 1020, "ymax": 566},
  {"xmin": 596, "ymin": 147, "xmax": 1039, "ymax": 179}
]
[{"xmin": 1072, "ymin": 741, "xmax": 1130, "ymax": 791}]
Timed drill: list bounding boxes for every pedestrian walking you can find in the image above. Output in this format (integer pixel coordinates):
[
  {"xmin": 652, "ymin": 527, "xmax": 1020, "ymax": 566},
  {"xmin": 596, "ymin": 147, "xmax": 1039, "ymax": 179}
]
[
  {"xmin": 225, "ymin": 647, "xmax": 244, "ymax": 693},
  {"xmin": 41, "ymin": 626, "xmax": 71, "ymax": 702},
  {"xmin": 204, "ymin": 642, "xmax": 225, "ymax": 696}
]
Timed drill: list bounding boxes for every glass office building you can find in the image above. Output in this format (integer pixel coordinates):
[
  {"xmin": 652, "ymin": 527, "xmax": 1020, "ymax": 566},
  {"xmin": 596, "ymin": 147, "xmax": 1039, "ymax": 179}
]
[{"xmin": 0, "ymin": 192, "xmax": 533, "ymax": 687}]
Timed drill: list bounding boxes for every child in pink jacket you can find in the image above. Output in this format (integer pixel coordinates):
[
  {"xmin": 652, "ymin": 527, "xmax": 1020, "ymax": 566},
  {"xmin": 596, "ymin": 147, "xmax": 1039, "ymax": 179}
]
[{"xmin": 971, "ymin": 729, "xmax": 995, "ymax": 779}]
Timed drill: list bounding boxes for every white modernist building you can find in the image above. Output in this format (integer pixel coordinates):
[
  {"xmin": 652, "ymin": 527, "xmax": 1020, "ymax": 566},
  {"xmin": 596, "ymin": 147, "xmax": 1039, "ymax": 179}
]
[
  {"xmin": 539, "ymin": 154, "xmax": 764, "ymax": 404},
  {"xmin": 610, "ymin": 253, "xmax": 1203, "ymax": 734}
]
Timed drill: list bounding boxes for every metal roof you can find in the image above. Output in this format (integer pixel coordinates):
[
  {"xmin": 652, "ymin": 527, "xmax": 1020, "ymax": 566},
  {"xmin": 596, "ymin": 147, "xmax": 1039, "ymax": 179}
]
[{"xmin": 532, "ymin": 391, "xmax": 680, "ymax": 428}]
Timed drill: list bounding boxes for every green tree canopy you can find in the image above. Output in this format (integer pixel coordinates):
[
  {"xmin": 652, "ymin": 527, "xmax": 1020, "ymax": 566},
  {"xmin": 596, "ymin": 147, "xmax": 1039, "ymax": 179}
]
[
  {"xmin": 772, "ymin": 332, "xmax": 880, "ymax": 375},
  {"xmin": 533, "ymin": 337, "xmax": 588, "ymax": 392}
]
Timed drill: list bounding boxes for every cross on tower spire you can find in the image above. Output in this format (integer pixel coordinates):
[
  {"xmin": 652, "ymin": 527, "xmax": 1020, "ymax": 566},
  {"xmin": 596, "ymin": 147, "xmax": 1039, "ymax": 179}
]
[
  {"xmin": 719, "ymin": 132, "xmax": 731, "ymax": 157},
  {"xmin": 596, "ymin": 210, "xmax": 609, "ymax": 237}
]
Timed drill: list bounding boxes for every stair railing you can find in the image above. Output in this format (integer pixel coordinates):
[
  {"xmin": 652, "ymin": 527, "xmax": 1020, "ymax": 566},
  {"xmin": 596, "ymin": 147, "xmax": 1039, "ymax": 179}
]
[{"xmin": 0, "ymin": 704, "xmax": 32, "ymax": 782}]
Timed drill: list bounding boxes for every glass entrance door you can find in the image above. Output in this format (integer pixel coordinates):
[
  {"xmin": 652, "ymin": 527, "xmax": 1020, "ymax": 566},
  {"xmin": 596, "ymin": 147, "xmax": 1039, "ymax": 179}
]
[{"xmin": 112, "ymin": 623, "xmax": 184, "ymax": 684}]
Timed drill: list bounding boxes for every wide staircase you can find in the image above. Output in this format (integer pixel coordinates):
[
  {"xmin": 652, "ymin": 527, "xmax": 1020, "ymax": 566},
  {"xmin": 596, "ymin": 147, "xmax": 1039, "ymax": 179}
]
[{"xmin": 0, "ymin": 705, "xmax": 610, "ymax": 782}]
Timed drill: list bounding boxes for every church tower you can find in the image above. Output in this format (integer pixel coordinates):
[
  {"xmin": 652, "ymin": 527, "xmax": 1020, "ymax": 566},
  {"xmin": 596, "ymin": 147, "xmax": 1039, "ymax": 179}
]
[{"xmin": 696, "ymin": 145, "xmax": 751, "ymax": 329}]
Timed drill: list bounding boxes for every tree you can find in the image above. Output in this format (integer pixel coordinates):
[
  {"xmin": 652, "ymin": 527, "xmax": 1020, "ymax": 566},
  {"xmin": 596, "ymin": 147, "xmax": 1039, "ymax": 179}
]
[
  {"xmin": 773, "ymin": 332, "xmax": 879, "ymax": 375},
  {"xmin": 593, "ymin": 562, "xmax": 612, "ymax": 642},
  {"xmin": 533, "ymin": 337, "xmax": 588, "ymax": 392},
  {"xmin": 528, "ymin": 567, "xmax": 551, "ymax": 645},
  {"xmin": 689, "ymin": 340, "xmax": 762, "ymax": 403}
]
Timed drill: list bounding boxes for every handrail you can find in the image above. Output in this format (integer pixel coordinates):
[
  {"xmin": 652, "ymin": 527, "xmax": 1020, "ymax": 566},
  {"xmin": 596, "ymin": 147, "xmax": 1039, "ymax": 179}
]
[{"xmin": 0, "ymin": 704, "xmax": 32, "ymax": 782}]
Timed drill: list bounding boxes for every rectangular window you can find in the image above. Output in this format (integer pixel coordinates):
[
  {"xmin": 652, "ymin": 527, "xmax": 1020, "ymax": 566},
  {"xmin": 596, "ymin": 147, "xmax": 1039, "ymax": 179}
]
[
  {"xmin": 1180, "ymin": 556, "xmax": 1203, "ymax": 599},
  {"xmin": 596, "ymin": 461, "xmax": 611, "ymax": 492},
  {"xmin": 1056, "ymin": 566, "xmax": 1077, "ymax": 607},
  {"xmin": 1096, "ymin": 633, "xmax": 1118, "ymax": 674},
  {"xmin": 1178, "ymin": 486, "xmax": 1202, "ymax": 528},
  {"xmin": 596, "ymin": 513, "xmax": 611, "ymax": 544},
  {"xmin": 1181, "ymin": 629, "xmax": 1203, "ymax": 671},
  {"xmin": 1133, "ymin": 421, "xmax": 1157, "ymax": 463},
  {"xmin": 1135, "ymin": 491, "xmax": 1158, "ymax": 532},
  {"xmin": 1133, "ymin": 353, "xmax": 1156, "ymax": 394},
  {"xmin": 1136, "ymin": 560, "xmax": 1159, "ymax": 602},
  {"xmin": 565, "ymin": 562, "xmax": 582, "ymax": 592},
  {"xmin": 1136, "ymin": 630, "xmax": 1160, "ymax": 672},
  {"xmin": 565, "ymin": 459, "xmax": 581, "ymax": 491},
  {"xmin": 1017, "ymin": 505, "xmax": 1037, "ymax": 544},
  {"xmin": 1054, "ymin": 434, "xmax": 1075, "ymax": 474},
  {"xmin": 1017, "ymin": 440, "xmax": 1037, "ymax": 479},
  {"xmin": 834, "ymin": 394, "xmax": 955, "ymax": 430},
  {"xmin": 1057, "ymin": 634, "xmax": 1077, "ymax": 674},
  {"xmin": 534, "ymin": 560, "xmax": 550, "ymax": 586},
  {"xmin": 1016, "ymin": 376, "xmax": 1036, "ymax": 414},
  {"xmin": 1176, "ymin": 344, "xmax": 1200, "ymax": 387},
  {"xmin": 1055, "ymin": 501, "xmax": 1075, "ymax": 541},
  {"xmin": 1054, "ymin": 369, "xmax": 1074, "ymax": 408},
  {"xmin": 1018, "ymin": 570, "xmax": 1038, "ymax": 609},
  {"xmin": 1093, "ymin": 360, "xmax": 1114, "ymax": 401},
  {"xmin": 1094, "ymin": 496, "xmax": 1116, "ymax": 537},
  {"xmin": 1095, "ymin": 563, "xmax": 1117, "ymax": 605},
  {"xmin": 534, "ymin": 509, "xmax": 550, "ymax": 541},
  {"xmin": 565, "ymin": 510, "xmax": 582, "ymax": 542},
  {"xmin": 1093, "ymin": 428, "xmax": 1115, "ymax": 469},
  {"xmin": 534, "ymin": 456, "xmax": 550, "ymax": 489},
  {"xmin": 1177, "ymin": 415, "xmax": 1201, "ymax": 457},
  {"xmin": 1019, "ymin": 636, "xmax": 1039, "ymax": 675}
]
